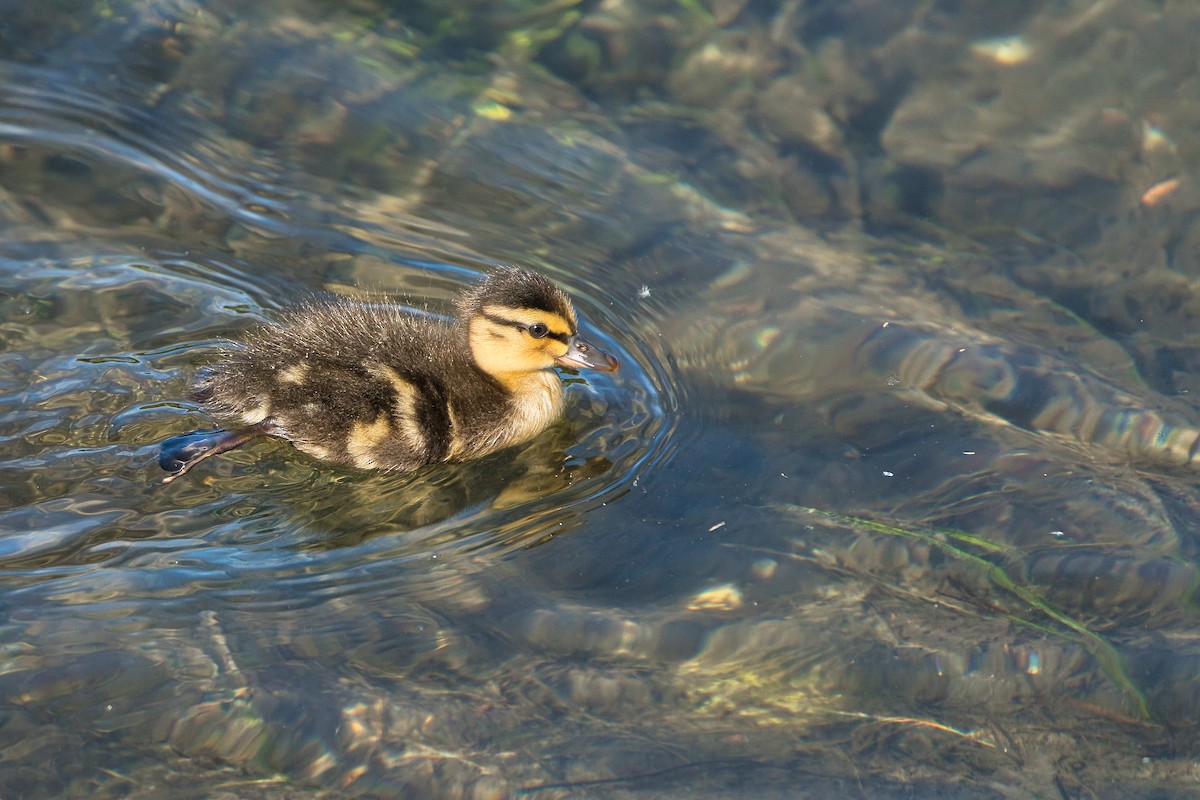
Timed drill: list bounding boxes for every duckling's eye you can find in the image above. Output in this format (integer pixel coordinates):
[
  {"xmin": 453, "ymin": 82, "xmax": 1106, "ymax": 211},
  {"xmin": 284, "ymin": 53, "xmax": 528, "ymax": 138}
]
[{"xmin": 528, "ymin": 322, "xmax": 550, "ymax": 339}]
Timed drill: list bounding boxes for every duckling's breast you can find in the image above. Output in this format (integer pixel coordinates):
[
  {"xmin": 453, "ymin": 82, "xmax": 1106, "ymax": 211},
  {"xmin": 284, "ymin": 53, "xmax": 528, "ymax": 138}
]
[{"xmin": 455, "ymin": 370, "xmax": 564, "ymax": 458}]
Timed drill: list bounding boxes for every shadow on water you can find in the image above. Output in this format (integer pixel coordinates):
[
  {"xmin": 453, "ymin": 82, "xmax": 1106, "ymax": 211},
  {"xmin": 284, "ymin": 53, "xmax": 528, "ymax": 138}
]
[{"xmin": 4, "ymin": 0, "xmax": 1200, "ymax": 797}]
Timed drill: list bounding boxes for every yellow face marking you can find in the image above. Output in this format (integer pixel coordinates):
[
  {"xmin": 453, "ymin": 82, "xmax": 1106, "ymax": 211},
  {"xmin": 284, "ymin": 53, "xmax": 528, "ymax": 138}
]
[
  {"xmin": 277, "ymin": 362, "xmax": 309, "ymax": 385},
  {"xmin": 470, "ymin": 305, "xmax": 576, "ymax": 387},
  {"xmin": 346, "ymin": 414, "xmax": 391, "ymax": 469}
]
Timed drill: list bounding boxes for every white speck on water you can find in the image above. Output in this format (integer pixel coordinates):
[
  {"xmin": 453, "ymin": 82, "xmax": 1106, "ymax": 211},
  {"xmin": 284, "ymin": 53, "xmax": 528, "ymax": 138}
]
[
  {"xmin": 637, "ymin": 285, "xmax": 652, "ymax": 299},
  {"xmin": 882, "ymin": 471, "xmax": 894, "ymax": 477},
  {"xmin": 708, "ymin": 521, "xmax": 726, "ymax": 532}
]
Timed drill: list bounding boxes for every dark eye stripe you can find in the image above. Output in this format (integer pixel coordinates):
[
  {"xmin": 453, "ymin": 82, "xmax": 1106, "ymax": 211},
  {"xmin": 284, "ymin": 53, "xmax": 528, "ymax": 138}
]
[{"xmin": 482, "ymin": 312, "xmax": 571, "ymax": 343}]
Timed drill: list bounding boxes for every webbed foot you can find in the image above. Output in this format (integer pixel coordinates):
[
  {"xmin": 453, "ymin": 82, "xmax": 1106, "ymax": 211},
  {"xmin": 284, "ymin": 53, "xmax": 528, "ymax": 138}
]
[{"xmin": 159, "ymin": 427, "xmax": 265, "ymax": 484}]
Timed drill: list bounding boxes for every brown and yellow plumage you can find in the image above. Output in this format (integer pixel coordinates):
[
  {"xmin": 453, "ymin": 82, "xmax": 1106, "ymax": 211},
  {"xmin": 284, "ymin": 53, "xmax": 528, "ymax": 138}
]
[{"xmin": 159, "ymin": 267, "xmax": 618, "ymax": 483}]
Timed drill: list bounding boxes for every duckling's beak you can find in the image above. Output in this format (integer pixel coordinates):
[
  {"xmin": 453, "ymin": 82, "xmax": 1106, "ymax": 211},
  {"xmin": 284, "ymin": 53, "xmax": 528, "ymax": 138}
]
[{"xmin": 556, "ymin": 335, "xmax": 619, "ymax": 372}]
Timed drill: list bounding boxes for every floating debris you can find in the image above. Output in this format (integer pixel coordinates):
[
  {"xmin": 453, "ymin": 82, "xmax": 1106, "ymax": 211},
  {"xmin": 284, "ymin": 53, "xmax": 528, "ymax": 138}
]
[
  {"xmin": 686, "ymin": 584, "xmax": 744, "ymax": 612},
  {"xmin": 969, "ymin": 35, "xmax": 1032, "ymax": 66},
  {"xmin": 1140, "ymin": 177, "xmax": 1181, "ymax": 207}
]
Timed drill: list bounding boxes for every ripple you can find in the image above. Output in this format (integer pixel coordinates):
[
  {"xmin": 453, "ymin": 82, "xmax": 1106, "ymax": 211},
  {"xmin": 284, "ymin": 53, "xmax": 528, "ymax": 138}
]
[
  {"xmin": 0, "ymin": 230, "xmax": 686, "ymax": 602},
  {"xmin": 0, "ymin": 63, "xmax": 291, "ymax": 231},
  {"xmin": 0, "ymin": 57, "xmax": 687, "ymax": 559},
  {"xmin": 158, "ymin": 257, "xmax": 685, "ymax": 564}
]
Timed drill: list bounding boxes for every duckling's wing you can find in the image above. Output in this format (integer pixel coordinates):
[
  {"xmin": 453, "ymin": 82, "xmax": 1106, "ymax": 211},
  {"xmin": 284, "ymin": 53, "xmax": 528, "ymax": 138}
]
[{"xmin": 196, "ymin": 302, "xmax": 471, "ymax": 471}]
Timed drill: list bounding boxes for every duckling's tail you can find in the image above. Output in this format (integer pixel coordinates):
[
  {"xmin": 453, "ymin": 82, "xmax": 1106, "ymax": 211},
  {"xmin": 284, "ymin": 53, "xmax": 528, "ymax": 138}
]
[{"xmin": 159, "ymin": 426, "xmax": 265, "ymax": 484}]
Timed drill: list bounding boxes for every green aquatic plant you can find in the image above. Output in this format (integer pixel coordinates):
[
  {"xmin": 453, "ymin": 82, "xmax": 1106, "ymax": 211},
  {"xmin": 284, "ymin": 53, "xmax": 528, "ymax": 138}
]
[{"xmin": 785, "ymin": 504, "xmax": 1152, "ymax": 721}]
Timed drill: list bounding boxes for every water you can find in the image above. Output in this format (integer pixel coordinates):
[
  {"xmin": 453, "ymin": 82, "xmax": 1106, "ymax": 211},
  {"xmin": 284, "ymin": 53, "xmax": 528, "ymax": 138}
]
[{"xmin": 3, "ymin": 1, "xmax": 1200, "ymax": 797}]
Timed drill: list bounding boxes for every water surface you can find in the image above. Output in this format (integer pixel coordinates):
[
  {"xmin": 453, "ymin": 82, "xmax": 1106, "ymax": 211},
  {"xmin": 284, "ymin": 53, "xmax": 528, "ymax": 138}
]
[{"xmin": 3, "ymin": 1, "xmax": 1200, "ymax": 797}]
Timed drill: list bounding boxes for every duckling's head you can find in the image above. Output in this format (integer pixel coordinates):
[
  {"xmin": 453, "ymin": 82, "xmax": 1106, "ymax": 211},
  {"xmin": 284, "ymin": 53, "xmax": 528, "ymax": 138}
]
[{"xmin": 460, "ymin": 266, "xmax": 619, "ymax": 383}]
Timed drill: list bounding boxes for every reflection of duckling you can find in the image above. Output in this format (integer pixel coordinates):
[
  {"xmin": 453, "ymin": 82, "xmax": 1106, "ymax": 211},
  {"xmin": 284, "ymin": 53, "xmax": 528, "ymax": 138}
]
[{"xmin": 160, "ymin": 266, "xmax": 618, "ymax": 483}]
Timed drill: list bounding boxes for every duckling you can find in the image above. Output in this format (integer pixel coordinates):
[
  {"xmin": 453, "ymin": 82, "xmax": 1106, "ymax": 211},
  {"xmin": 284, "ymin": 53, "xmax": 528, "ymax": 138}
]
[{"xmin": 159, "ymin": 266, "xmax": 618, "ymax": 483}]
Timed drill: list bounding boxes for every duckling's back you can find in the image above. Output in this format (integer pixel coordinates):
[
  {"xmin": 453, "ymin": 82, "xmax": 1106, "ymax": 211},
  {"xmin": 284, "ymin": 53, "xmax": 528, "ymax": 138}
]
[{"xmin": 198, "ymin": 301, "xmax": 512, "ymax": 471}]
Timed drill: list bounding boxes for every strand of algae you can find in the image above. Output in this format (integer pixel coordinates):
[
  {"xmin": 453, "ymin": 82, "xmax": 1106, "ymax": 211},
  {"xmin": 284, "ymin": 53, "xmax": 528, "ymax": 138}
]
[{"xmin": 785, "ymin": 504, "xmax": 1151, "ymax": 721}]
